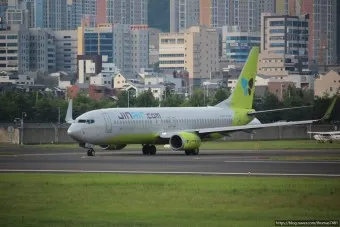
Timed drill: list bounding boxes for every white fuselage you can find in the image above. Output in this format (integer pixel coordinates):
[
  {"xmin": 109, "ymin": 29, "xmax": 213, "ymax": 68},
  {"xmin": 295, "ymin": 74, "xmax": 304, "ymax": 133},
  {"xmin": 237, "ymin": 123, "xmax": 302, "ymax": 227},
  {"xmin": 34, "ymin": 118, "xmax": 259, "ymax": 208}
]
[{"xmin": 67, "ymin": 106, "xmax": 242, "ymax": 145}]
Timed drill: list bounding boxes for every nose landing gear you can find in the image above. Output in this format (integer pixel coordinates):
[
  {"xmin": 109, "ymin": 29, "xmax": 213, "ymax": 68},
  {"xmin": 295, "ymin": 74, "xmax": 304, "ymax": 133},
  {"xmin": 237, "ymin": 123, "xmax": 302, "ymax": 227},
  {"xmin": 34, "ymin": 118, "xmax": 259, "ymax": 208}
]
[{"xmin": 87, "ymin": 149, "xmax": 95, "ymax": 156}]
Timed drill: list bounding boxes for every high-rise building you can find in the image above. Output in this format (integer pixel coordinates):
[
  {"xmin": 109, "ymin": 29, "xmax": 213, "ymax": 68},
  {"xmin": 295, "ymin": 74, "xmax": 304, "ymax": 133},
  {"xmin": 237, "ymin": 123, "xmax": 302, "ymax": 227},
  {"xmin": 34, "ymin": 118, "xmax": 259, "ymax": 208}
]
[
  {"xmin": 288, "ymin": 0, "xmax": 337, "ymax": 65},
  {"xmin": 78, "ymin": 23, "xmax": 149, "ymax": 73},
  {"xmin": 159, "ymin": 25, "xmax": 219, "ymax": 81},
  {"xmin": 170, "ymin": 0, "xmax": 200, "ymax": 32},
  {"xmin": 78, "ymin": 23, "xmax": 114, "ymax": 63},
  {"xmin": 106, "ymin": 0, "xmax": 148, "ymax": 25},
  {"xmin": 222, "ymin": 26, "xmax": 260, "ymax": 63},
  {"xmin": 29, "ymin": 28, "xmax": 56, "ymax": 72},
  {"xmin": 96, "ymin": 0, "xmax": 107, "ymax": 25},
  {"xmin": 0, "ymin": 24, "xmax": 29, "ymax": 73},
  {"xmin": 149, "ymin": 28, "xmax": 161, "ymax": 66},
  {"xmin": 54, "ymin": 30, "xmax": 78, "ymax": 73},
  {"xmin": 0, "ymin": 0, "xmax": 8, "ymax": 23},
  {"xmin": 34, "ymin": 0, "xmax": 67, "ymax": 30},
  {"xmin": 5, "ymin": 8, "xmax": 29, "ymax": 29},
  {"xmin": 200, "ymin": 0, "xmax": 276, "ymax": 32},
  {"xmin": 72, "ymin": 0, "xmax": 97, "ymax": 28},
  {"xmin": 258, "ymin": 13, "xmax": 309, "ymax": 77}
]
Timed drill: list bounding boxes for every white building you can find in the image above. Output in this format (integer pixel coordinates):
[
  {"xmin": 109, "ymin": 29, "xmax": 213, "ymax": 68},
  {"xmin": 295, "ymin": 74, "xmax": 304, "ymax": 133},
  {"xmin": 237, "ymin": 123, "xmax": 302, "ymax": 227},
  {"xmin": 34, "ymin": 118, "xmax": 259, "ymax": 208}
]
[
  {"xmin": 90, "ymin": 73, "xmax": 112, "ymax": 88},
  {"xmin": 54, "ymin": 30, "xmax": 78, "ymax": 73},
  {"xmin": 144, "ymin": 73, "xmax": 183, "ymax": 92},
  {"xmin": 0, "ymin": 73, "xmax": 34, "ymax": 85},
  {"xmin": 0, "ymin": 24, "xmax": 29, "ymax": 73}
]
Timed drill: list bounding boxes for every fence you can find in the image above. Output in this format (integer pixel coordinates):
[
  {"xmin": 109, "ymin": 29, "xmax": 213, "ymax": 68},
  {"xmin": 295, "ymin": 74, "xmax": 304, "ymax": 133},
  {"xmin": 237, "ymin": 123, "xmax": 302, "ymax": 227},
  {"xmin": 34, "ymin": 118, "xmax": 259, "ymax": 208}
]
[{"xmin": 0, "ymin": 123, "xmax": 338, "ymax": 145}]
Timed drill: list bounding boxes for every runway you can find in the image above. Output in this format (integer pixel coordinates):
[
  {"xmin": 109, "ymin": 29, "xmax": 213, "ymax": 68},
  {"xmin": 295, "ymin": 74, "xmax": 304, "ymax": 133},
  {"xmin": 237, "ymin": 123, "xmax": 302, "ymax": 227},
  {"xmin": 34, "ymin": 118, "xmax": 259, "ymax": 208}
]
[{"xmin": 0, "ymin": 146, "xmax": 340, "ymax": 177}]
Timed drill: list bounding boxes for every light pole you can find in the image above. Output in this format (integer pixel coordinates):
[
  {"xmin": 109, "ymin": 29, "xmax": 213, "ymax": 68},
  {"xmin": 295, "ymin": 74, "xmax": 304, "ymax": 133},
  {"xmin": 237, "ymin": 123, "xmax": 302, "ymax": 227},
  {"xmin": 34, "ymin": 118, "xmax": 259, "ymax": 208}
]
[
  {"xmin": 20, "ymin": 112, "xmax": 27, "ymax": 145},
  {"xmin": 14, "ymin": 112, "xmax": 27, "ymax": 145},
  {"xmin": 127, "ymin": 90, "xmax": 134, "ymax": 108}
]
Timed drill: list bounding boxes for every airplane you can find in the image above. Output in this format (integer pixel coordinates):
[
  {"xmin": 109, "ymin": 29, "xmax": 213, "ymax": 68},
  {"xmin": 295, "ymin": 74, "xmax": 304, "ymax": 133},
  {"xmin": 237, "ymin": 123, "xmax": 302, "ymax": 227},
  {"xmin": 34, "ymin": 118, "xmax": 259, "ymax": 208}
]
[
  {"xmin": 65, "ymin": 47, "xmax": 337, "ymax": 157},
  {"xmin": 307, "ymin": 131, "xmax": 340, "ymax": 143}
]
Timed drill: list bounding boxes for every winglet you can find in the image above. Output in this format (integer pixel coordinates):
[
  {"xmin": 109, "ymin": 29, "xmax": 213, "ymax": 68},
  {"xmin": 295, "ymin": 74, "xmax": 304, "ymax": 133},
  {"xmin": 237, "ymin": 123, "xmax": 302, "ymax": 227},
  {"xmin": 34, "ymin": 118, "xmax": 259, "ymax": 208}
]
[
  {"xmin": 65, "ymin": 99, "xmax": 74, "ymax": 123},
  {"xmin": 321, "ymin": 96, "xmax": 337, "ymax": 120}
]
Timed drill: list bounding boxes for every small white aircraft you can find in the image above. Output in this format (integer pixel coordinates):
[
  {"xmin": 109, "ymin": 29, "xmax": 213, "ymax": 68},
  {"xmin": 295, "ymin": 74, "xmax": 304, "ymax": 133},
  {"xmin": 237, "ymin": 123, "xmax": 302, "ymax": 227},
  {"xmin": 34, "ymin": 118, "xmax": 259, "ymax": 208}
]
[{"xmin": 307, "ymin": 131, "xmax": 340, "ymax": 143}]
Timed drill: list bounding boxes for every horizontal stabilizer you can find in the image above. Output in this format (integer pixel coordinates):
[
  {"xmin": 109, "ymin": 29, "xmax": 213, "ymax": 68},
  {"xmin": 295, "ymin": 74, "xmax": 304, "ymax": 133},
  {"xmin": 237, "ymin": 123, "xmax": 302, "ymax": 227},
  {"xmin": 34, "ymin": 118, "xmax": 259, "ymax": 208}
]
[{"xmin": 247, "ymin": 106, "xmax": 312, "ymax": 116}]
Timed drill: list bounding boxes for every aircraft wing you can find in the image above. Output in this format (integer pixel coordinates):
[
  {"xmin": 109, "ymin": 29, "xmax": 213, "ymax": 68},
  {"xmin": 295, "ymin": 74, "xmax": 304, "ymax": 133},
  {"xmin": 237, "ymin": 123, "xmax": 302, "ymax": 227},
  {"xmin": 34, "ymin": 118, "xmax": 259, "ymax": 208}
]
[
  {"xmin": 160, "ymin": 97, "xmax": 337, "ymax": 139},
  {"xmin": 307, "ymin": 131, "xmax": 340, "ymax": 135}
]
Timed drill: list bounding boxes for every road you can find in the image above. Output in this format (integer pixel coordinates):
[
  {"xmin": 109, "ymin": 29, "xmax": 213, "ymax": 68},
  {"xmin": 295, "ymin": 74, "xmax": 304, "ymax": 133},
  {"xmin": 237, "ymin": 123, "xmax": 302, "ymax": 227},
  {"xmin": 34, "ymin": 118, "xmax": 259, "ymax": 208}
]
[{"xmin": 0, "ymin": 147, "xmax": 339, "ymax": 177}]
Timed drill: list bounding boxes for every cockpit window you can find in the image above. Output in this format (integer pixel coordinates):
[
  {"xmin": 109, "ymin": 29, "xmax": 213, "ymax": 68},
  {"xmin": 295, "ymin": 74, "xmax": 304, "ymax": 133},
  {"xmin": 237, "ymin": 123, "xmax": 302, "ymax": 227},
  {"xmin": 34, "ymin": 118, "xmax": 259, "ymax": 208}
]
[{"xmin": 77, "ymin": 119, "xmax": 95, "ymax": 124}]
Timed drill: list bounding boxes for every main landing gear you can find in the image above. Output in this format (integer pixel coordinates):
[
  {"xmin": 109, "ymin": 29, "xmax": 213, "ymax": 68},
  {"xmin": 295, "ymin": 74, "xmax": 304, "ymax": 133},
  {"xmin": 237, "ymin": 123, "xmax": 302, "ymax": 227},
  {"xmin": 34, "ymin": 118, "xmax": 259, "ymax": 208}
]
[
  {"xmin": 142, "ymin": 144, "xmax": 156, "ymax": 155},
  {"xmin": 185, "ymin": 149, "xmax": 199, "ymax": 156}
]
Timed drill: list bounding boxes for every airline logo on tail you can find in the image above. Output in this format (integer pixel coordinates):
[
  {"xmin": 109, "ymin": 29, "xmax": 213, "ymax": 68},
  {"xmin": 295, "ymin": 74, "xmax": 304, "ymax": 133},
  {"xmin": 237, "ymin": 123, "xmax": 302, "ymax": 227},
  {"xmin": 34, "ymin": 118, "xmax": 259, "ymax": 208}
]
[{"xmin": 241, "ymin": 77, "xmax": 254, "ymax": 96}]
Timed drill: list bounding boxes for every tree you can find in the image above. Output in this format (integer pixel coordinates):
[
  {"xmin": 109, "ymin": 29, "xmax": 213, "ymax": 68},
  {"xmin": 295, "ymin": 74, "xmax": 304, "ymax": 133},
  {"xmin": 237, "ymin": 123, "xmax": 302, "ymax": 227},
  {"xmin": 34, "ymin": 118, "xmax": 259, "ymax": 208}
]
[
  {"xmin": 209, "ymin": 87, "xmax": 230, "ymax": 106},
  {"xmin": 116, "ymin": 90, "xmax": 137, "ymax": 108},
  {"xmin": 161, "ymin": 94, "xmax": 184, "ymax": 107},
  {"xmin": 135, "ymin": 89, "xmax": 159, "ymax": 107}
]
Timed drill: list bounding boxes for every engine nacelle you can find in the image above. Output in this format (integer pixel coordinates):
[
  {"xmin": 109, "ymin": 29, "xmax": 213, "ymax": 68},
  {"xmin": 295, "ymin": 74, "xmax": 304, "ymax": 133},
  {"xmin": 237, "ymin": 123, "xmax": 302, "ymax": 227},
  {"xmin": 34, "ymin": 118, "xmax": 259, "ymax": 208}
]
[
  {"xmin": 169, "ymin": 132, "xmax": 201, "ymax": 150},
  {"xmin": 99, "ymin": 144, "xmax": 127, "ymax": 150}
]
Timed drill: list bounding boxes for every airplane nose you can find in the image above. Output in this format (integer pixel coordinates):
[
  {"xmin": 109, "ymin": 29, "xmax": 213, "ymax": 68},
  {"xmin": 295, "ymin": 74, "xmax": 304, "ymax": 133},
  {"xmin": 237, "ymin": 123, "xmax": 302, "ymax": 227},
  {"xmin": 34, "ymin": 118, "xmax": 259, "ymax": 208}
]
[{"xmin": 67, "ymin": 125, "xmax": 83, "ymax": 142}]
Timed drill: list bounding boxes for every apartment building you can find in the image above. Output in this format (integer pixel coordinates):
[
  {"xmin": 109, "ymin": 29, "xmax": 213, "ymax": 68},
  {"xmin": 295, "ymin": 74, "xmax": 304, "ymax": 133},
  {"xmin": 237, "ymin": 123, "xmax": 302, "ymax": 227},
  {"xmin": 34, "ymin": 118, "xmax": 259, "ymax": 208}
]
[
  {"xmin": 287, "ymin": 0, "xmax": 337, "ymax": 65},
  {"xmin": 29, "ymin": 28, "xmax": 56, "ymax": 72},
  {"xmin": 170, "ymin": 0, "xmax": 200, "ymax": 32},
  {"xmin": 222, "ymin": 26, "xmax": 260, "ymax": 63},
  {"xmin": 78, "ymin": 23, "xmax": 149, "ymax": 73},
  {"xmin": 0, "ymin": 25, "xmax": 29, "ymax": 73},
  {"xmin": 106, "ymin": 0, "xmax": 148, "ymax": 25},
  {"xmin": 5, "ymin": 8, "xmax": 29, "ymax": 29},
  {"xmin": 159, "ymin": 33, "xmax": 185, "ymax": 72},
  {"xmin": 34, "ymin": 0, "xmax": 67, "ymax": 30},
  {"xmin": 54, "ymin": 30, "xmax": 78, "ymax": 73},
  {"xmin": 258, "ymin": 13, "xmax": 309, "ymax": 77},
  {"xmin": 159, "ymin": 25, "xmax": 219, "ymax": 81},
  {"xmin": 200, "ymin": 0, "xmax": 276, "ymax": 32}
]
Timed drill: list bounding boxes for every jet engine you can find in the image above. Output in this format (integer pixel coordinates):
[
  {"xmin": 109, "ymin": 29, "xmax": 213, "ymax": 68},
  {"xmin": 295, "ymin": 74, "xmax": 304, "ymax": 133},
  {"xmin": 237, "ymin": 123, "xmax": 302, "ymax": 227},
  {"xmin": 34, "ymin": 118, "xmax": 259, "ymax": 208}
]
[
  {"xmin": 169, "ymin": 132, "xmax": 201, "ymax": 150},
  {"xmin": 99, "ymin": 144, "xmax": 127, "ymax": 150}
]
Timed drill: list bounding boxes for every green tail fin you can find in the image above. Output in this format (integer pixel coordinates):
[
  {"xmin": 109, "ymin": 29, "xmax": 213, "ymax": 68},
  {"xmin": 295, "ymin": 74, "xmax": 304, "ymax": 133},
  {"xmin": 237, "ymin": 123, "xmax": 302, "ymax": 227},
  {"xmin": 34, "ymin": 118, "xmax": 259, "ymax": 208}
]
[{"xmin": 215, "ymin": 47, "xmax": 259, "ymax": 109}]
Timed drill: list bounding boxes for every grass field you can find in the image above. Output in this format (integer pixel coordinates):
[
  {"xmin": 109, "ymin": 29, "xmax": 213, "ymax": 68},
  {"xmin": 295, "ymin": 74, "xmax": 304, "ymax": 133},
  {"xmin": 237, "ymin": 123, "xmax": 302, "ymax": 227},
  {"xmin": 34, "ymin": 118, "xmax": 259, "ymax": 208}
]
[
  {"xmin": 25, "ymin": 140, "xmax": 340, "ymax": 150},
  {"xmin": 0, "ymin": 174, "xmax": 339, "ymax": 227}
]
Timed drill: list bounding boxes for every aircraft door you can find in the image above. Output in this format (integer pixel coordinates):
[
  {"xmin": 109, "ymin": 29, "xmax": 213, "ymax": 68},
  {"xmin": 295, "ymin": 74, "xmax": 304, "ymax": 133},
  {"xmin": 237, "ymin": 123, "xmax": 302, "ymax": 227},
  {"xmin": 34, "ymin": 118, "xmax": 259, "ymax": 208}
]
[{"xmin": 102, "ymin": 113, "xmax": 112, "ymax": 133}]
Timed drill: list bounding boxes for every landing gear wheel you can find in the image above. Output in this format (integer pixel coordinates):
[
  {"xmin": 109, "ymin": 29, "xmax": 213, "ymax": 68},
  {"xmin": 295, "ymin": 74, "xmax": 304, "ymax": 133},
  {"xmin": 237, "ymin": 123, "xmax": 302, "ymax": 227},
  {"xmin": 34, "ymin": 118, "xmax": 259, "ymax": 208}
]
[
  {"xmin": 142, "ymin": 145, "xmax": 157, "ymax": 155},
  {"xmin": 87, "ymin": 149, "xmax": 95, "ymax": 156},
  {"xmin": 193, "ymin": 149, "xmax": 199, "ymax": 155},
  {"xmin": 149, "ymin": 145, "xmax": 156, "ymax": 155},
  {"xmin": 185, "ymin": 149, "xmax": 199, "ymax": 156}
]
